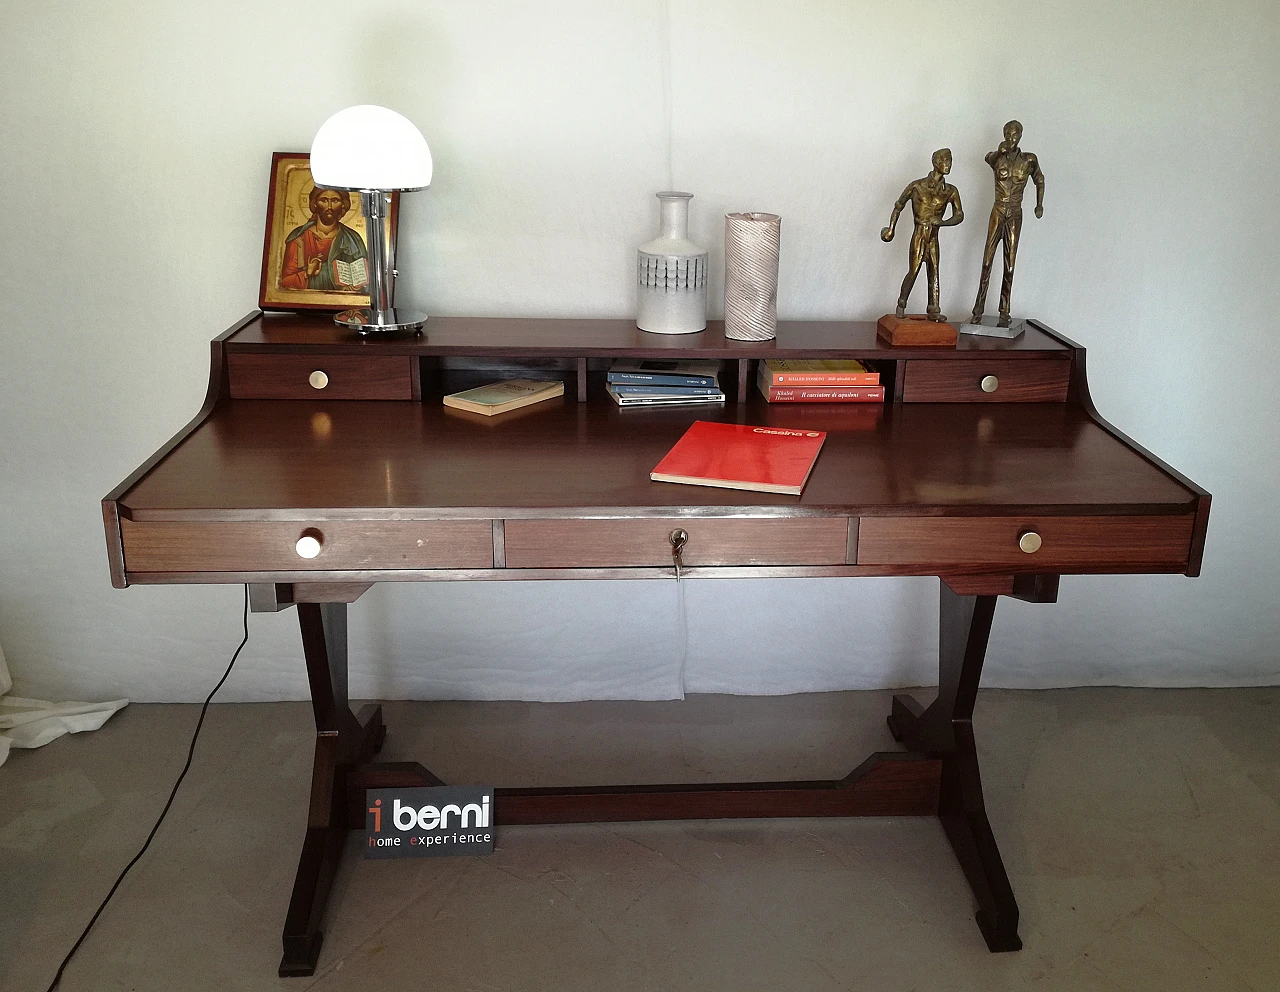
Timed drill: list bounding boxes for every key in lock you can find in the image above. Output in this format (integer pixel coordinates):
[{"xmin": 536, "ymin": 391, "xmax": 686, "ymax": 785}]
[{"xmin": 669, "ymin": 528, "xmax": 688, "ymax": 580}]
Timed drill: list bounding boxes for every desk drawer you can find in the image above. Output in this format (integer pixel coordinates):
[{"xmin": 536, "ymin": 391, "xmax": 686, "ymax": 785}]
[
  {"xmin": 120, "ymin": 519, "xmax": 492, "ymax": 572},
  {"xmin": 901, "ymin": 359, "xmax": 1070, "ymax": 402},
  {"xmin": 504, "ymin": 517, "xmax": 850, "ymax": 568},
  {"xmin": 227, "ymin": 353, "xmax": 417, "ymax": 400},
  {"xmin": 857, "ymin": 515, "xmax": 1193, "ymax": 569}
]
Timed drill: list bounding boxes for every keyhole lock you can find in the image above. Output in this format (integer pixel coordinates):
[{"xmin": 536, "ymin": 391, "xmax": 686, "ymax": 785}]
[{"xmin": 670, "ymin": 528, "xmax": 689, "ymax": 579}]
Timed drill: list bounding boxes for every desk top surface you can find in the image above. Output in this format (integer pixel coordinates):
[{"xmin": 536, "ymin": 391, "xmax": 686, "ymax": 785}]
[{"xmin": 120, "ymin": 394, "xmax": 1194, "ymax": 520}]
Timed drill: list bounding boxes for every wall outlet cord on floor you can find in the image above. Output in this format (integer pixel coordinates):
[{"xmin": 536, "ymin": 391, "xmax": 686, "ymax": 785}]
[{"xmin": 44, "ymin": 584, "xmax": 250, "ymax": 991}]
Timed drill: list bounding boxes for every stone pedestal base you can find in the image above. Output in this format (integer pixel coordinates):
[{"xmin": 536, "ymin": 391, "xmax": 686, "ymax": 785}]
[{"xmin": 961, "ymin": 316, "xmax": 1027, "ymax": 339}]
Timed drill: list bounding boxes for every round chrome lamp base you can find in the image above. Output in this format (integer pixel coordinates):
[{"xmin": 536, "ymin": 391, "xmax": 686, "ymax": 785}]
[{"xmin": 334, "ymin": 307, "xmax": 427, "ymax": 337}]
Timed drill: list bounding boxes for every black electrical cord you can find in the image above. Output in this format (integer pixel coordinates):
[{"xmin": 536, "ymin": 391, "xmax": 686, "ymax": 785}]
[{"xmin": 45, "ymin": 584, "xmax": 250, "ymax": 991}]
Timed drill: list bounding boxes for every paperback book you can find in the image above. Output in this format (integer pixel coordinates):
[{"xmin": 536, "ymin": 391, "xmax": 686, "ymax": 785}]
[
  {"xmin": 608, "ymin": 382, "xmax": 724, "ymax": 396},
  {"xmin": 650, "ymin": 421, "xmax": 826, "ymax": 495},
  {"xmin": 608, "ymin": 385, "xmax": 726, "ymax": 407},
  {"xmin": 443, "ymin": 379, "xmax": 564, "ymax": 416},
  {"xmin": 759, "ymin": 359, "xmax": 880, "ymax": 386},
  {"xmin": 607, "ymin": 359, "xmax": 720, "ymax": 388},
  {"xmin": 758, "ymin": 367, "xmax": 885, "ymax": 403}
]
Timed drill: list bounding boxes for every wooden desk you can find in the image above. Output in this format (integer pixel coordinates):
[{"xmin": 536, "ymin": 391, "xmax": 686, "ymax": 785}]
[{"xmin": 103, "ymin": 312, "xmax": 1209, "ymax": 976}]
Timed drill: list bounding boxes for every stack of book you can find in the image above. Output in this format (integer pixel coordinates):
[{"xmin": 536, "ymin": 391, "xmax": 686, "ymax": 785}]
[
  {"xmin": 757, "ymin": 359, "xmax": 884, "ymax": 403},
  {"xmin": 606, "ymin": 360, "xmax": 725, "ymax": 407}
]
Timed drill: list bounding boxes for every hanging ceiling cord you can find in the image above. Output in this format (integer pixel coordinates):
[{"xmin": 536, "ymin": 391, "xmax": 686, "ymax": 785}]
[{"xmin": 44, "ymin": 584, "xmax": 250, "ymax": 991}]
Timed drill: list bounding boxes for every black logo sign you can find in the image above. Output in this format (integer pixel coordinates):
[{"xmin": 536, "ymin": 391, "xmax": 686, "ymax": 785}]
[{"xmin": 365, "ymin": 786, "xmax": 495, "ymax": 858}]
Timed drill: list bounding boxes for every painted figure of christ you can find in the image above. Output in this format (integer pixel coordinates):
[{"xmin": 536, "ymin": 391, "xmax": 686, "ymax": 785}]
[{"xmin": 281, "ymin": 186, "xmax": 369, "ymax": 292}]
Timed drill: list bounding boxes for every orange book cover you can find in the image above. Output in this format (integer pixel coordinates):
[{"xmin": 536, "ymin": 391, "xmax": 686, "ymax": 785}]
[
  {"xmin": 761, "ymin": 359, "xmax": 880, "ymax": 386},
  {"xmin": 650, "ymin": 421, "xmax": 827, "ymax": 496}
]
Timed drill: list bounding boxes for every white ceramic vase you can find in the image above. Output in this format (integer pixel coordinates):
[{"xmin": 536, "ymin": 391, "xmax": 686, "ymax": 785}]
[{"xmin": 636, "ymin": 191, "xmax": 708, "ymax": 334}]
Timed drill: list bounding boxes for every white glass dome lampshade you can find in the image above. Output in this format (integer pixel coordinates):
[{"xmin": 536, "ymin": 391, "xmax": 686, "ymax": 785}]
[{"xmin": 310, "ymin": 105, "xmax": 432, "ymax": 191}]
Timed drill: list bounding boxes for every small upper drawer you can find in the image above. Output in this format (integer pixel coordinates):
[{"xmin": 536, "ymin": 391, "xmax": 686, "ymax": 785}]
[
  {"xmin": 504, "ymin": 517, "xmax": 851, "ymax": 568},
  {"xmin": 227, "ymin": 353, "xmax": 416, "ymax": 400},
  {"xmin": 857, "ymin": 515, "xmax": 1194, "ymax": 570},
  {"xmin": 901, "ymin": 359, "xmax": 1070, "ymax": 402}
]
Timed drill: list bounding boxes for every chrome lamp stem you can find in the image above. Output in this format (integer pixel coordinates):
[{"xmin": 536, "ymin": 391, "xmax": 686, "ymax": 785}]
[{"xmin": 333, "ymin": 190, "xmax": 427, "ymax": 336}]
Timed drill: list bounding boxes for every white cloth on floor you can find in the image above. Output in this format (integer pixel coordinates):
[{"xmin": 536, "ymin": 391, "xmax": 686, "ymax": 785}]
[{"xmin": 0, "ymin": 644, "xmax": 128, "ymax": 767}]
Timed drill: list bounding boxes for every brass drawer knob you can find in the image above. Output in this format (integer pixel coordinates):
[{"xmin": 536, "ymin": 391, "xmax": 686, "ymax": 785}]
[
  {"xmin": 980, "ymin": 374, "xmax": 999, "ymax": 393},
  {"xmin": 295, "ymin": 531, "xmax": 324, "ymax": 559},
  {"xmin": 1018, "ymin": 531, "xmax": 1042, "ymax": 554},
  {"xmin": 308, "ymin": 370, "xmax": 329, "ymax": 390}
]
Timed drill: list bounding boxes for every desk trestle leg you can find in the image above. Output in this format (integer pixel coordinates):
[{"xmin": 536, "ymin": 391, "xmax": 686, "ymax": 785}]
[
  {"xmin": 279, "ymin": 603, "xmax": 389, "ymax": 977},
  {"xmin": 887, "ymin": 586, "xmax": 1022, "ymax": 953}
]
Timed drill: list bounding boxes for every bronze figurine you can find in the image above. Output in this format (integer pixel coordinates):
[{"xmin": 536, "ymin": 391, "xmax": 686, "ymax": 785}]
[
  {"xmin": 971, "ymin": 120, "xmax": 1045, "ymax": 327},
  {"xmin": 881, "ymin": 149, "xmax": 964, "ymax": 322}
]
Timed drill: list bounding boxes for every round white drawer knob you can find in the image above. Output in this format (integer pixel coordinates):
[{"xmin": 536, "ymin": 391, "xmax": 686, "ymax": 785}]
[
  {"xmin": 308, "ymin": 370, "xmax": 329, "ymax": 390},
  {"xmin": 295, "ymin": 533, "xmax": 323, "ymax": 559},
  {"xmin": 1018, "ymin": 531, "xmax": 1043, "ymax": 554},
  {"xmin": 980, "ymin": 375, "xmax": 999, "ymax": 393}
]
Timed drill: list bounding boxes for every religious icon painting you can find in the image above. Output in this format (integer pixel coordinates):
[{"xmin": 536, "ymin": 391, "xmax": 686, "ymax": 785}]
[{"xmin": 258, "ymin": 152, "xmax": 400, "ymax": 311}]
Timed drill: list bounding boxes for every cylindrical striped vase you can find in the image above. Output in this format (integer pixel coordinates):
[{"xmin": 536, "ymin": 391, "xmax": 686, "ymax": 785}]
[{"xmin": 723, "ymin": 212, "xmax": 781, "ymax": 341}]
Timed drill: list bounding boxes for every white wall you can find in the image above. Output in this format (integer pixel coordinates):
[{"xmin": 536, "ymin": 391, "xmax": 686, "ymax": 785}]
[{"xmin": 1, "ymin": 1, "xmax": 1276, "ymax": 703}]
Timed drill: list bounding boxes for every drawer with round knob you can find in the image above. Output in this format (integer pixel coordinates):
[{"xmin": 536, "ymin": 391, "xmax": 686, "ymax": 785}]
[
  {"xmin": 901, "ymin": 359, "xmax": 1071, "ymax": 403},
  {"xmin": 227, "ymin": 353, "xmax": 417, "ymax": 400},
  {"xmin": 856, "ymin": 515, "xmax": 1194, "ymax": 570},
  {"xmin": 118, "ymin": 519, "xmax": 493, "ymax": 573}
]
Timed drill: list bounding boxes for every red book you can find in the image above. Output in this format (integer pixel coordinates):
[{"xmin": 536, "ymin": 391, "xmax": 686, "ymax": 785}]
[
  {"xmin": 761, "ymin": 385, "xmax": 886, "ymax": 403},
  {"xmin": 760, "ymin": 359, "xmax": 881, "ymax": 386},
  {"xmin": 650, "ymin": 421, "xmax": 826, "ymax": 495}
]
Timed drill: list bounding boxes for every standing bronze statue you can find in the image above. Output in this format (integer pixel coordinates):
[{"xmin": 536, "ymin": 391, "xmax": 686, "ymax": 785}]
[
  {"xmin": 881, "ymin": 149, "xmax": 964, "ymax": 322},
  {"xmin": 971, "ymin": 120, "xmax": 1045, "ymax": 327}
]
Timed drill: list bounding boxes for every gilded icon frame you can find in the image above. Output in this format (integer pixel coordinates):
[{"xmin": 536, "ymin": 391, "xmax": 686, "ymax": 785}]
[{"xmin": 258, "ymin": 151, "xmax": 400, "ymax": 312}]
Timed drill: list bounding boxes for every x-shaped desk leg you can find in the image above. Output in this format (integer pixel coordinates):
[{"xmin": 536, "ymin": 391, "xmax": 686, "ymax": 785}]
[{"xmin": 888, "ymin": 585, "xmax": 1022, "ymax": 952}]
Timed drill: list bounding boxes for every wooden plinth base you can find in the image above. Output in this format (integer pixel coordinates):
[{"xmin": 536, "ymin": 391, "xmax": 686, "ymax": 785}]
[{"xmin": 878, "ymin": 313, "xmax": 958, "ymax": 347}]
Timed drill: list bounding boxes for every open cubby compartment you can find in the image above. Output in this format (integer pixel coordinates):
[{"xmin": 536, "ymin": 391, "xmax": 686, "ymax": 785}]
[{"xmin": 418, "ymin": 355, "xmax": 901, "ymax": 405}]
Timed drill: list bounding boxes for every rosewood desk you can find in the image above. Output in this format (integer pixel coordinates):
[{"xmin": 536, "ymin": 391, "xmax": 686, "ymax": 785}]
[{"xmin": 103, "ymin": 312, "xmax": 1209, "ymax": 977}]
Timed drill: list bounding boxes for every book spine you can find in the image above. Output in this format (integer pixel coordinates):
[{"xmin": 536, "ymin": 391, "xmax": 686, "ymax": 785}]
[
  {"xmin": 607, "ymin": 373, "xmax": 718, "ymax": 387},
  {"xmin": 768, "ymin": 373, "xmax": 881, "ymax": 386},
  {"xmin": 613, "ymin": 394, "xmax": 726, "ymax": 406},
  {"xmin": 762, "ymin": 386, "xmax": 886, "ymax": 403},
  {"xmin": 609, "ymin": 383, "xmax": 723, "ymax": 395}
]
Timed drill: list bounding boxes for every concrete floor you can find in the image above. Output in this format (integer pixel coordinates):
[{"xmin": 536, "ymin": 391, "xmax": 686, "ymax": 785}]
[{"xmin": 2, "ymin": 688, "xmax": 1278, "ymax": 991}]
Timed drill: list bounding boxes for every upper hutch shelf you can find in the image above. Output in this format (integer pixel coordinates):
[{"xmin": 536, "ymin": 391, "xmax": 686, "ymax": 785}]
[{"xmin": 227, "ymin": 313, "xmax": 1072, "ymax": 360}]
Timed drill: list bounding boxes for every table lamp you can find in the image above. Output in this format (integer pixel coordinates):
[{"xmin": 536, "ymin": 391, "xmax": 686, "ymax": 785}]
[{"xmin": 309, "ymin": 105, "xmax": 432, "ymax": 335}]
